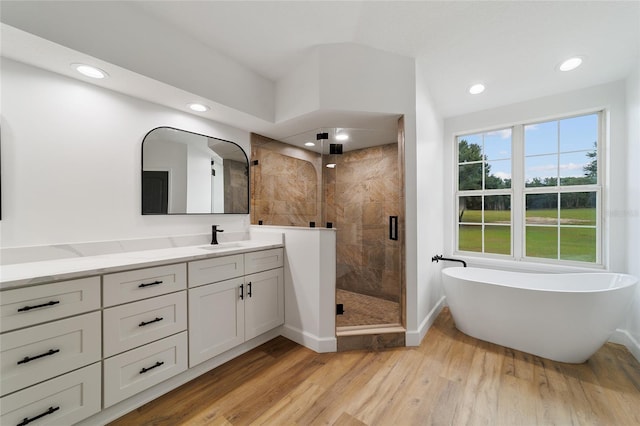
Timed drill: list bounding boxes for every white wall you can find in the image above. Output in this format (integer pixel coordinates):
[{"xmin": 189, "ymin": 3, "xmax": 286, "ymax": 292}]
[
  {"xmin": 1, "ymin": 2, "xmax": 275, "ymax": 122},
  {"xmin": 406, "ymin": 60, "xmax": 445, "ymax": 345},
  {"xmin": 316, "ymin": 43, "xmax": 416, "ymax": 115},
  {"xmin": 0, "ymin": 59, "xmax": 251, "ymax": 248},
  {"xmin": 276, "ymin": 43, "xmax": 431, "ymax": 344},
  {"xmin": 251, "ymin": 226, "xmax": 337, "ymax": 353},
  {"xmin": 443, "ymin": 80, "xmax": 629, "ymax": 273},
  {"xmin": 624, "ymin": 64, "xmax": 640, "ymax": 359},
  {"xmin": 443, "ymin": 80, "xmax": 639, "ymax": 359},
  {"xmin": 275, "ymin": 49, "xmax": 321, "ymax": 123}
]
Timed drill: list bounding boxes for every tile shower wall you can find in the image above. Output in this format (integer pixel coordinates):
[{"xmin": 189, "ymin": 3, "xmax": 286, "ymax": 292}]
[
  {"xmin": 325, "ymin": 144, "xmax": 402, "ymax": 304},
  {"xmin": 250, "ymin": 134, "xmax": 322, "ymax": 226},
  {"xmin": 224, "ymin": 159, "xmax": 249, "ymax": 213}
]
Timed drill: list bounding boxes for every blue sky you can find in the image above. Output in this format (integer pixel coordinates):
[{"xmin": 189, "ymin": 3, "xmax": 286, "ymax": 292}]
[{"xmin": 459, "ymin": 113, "xmax": 598, "ymax": 183}]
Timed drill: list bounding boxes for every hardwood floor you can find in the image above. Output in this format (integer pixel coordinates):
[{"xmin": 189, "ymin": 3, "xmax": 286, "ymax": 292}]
[{"xmin": 109, "ymin": 308, "xmax": 640, "ymax": 425}]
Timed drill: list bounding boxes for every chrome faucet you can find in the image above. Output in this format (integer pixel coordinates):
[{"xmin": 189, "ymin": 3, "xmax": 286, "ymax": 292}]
[{"xmin": 211, "ymin": 225, "xmax": 224, "ymax": 245}]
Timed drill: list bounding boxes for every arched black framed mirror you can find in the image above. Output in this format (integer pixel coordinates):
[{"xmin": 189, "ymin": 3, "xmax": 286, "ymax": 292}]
[{"xmin": 142, "ymin": 127, "xmax": 249, "ymax": 214}]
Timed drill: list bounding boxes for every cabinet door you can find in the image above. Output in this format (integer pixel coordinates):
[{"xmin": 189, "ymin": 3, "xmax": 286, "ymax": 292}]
[
  {"xmin": 0, "ymin": 362, "xmax": 101, "ymax": 426},
  {"xmin": 244, "ymin": 268, "xmax": 284, "ymax": 341},
  {"xmin": 188, "ymin": 277, "xmax": 245, "ymax": 367}
]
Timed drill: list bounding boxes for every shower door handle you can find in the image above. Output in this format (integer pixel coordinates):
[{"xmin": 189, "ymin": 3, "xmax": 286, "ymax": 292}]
[{"xmin": 389, "ymin": 216, "xmax": 398, "ymax": 241}]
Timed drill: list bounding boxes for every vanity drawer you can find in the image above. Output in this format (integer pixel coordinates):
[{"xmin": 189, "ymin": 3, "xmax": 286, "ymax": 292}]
[
  {"xmin": 0, "ymin": 311, "xmax": 101, "ymax": 397},
  {"xmin": 0, "ymin": 277, "xmax": 100, "ymax": 333},
  {"xmin": 103, "ymin": 331, "xmax": 187, "ymax": 408},
  {"xmin": 0, "ymin": 362, "xmax": 101, "ymax": 426},
  {"xmin": 103, "ymin": 263, "xmax": 187, "ymax": 306},
  {"xmin": 103, "ymin": 291, "xmax": 187, "ymax": 357},
  {"xmin": 244, "ymin": 248, "xmax": 284, "ymax": 275},
  {"xmin": 188, "ymin": 254, "xmax": 244, "ymax": 287}
]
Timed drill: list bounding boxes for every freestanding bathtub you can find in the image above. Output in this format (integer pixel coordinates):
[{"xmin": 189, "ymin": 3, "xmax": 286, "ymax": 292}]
[{"xmin": 441, "ymin": 267, "xmax": 638, "ymax": 363}]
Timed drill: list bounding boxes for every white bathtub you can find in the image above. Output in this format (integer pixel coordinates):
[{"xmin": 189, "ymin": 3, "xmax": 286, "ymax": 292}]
[{"xmin": 441, "ymin": 267, "xmax": 638, "ymax": 363}]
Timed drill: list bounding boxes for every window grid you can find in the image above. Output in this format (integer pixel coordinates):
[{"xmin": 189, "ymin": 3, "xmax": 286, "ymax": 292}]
[
  {"xmin": 455, "ymin": 111, "xmax": 603, "ymax": 265},
  {"xmin": 457, "ymin": 130, "xmax": 513, "ymax": 256}
]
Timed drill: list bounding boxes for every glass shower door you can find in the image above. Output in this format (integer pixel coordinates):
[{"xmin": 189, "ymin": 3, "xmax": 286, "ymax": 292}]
[{"xmin": 324, "ymin": 138, "xmax": 403, "ymax": 329}]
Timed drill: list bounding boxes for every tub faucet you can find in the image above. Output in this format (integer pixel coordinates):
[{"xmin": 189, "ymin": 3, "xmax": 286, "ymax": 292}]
[
  {"xmin": 211, "ymin": 225, "xmax": 224, "ymax": 245},
  {"xmin": 431, "ymin": 254, "xmax": 467, "ymax": 267}
]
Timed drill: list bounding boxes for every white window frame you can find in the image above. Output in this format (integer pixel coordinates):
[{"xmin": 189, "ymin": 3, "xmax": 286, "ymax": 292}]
[{"xmin": 454, "ymin": 110, "xmax": 605, "ymax": 267}]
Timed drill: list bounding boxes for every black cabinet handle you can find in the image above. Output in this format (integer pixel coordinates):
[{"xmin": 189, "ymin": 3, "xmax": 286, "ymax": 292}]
[
  {"xmin": 248, "ymin": 282, "xmax": 252, "ymax": 298},
  {"xmin": 17, "ymin": 349, "xmax": 60, "ymax": 365},
  {"xmin": 140, "ymin": 361, "xmax": 164, "ymax": 374},
  {"xmin": 240, "ymin": 284, "xmax": 244, "ymax": 300},
  {"xmin": 139, "ymin": 317, "xmax": 163, "ymax": 327},
  {"xmin": 389, "ymin": 216, "xmax": 398, "ymax": 241},
  {"xmin": 17, "ymin": 300, "xmax": 60, "ymax": 312},
  {"xmin": 17, "ymin": 406, "xmax": 60, "ymax": 426},
  {"xmin": 138, "ymin": 280, "xmax": 163, "ymax": 288}
]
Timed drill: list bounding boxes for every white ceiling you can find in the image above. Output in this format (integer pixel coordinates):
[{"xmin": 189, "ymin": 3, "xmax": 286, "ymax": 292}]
[{"xmin": 1, "ymin": 1, "xmax": 638, "ymax": 145}]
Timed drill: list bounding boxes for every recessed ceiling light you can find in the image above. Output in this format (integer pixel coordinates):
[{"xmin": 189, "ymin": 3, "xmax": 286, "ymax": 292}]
[
  {"xmin": 72, "ymin": 63, "xmax": 108, "ymax": 79},
  {"xmin": 335, "ymin": 134, "xmax": 349, "ymax": 141},
  {"xmin": 326, "ymin": 163, "xmax": 336, "ymax": 168},
  {"xmin": 468, "ymin": 83, "xmax": 485, "ymax": 95},
  {"xmin": 304, "ymin": 142, "xmax": 315, "ymax": 147},
  {"xmin": 188, "ymin": 103, "xmax": 210, "ymax": 112},
  {"xmin": 558, "ymin": 57, "xmax": 583, "ymax": 72}
]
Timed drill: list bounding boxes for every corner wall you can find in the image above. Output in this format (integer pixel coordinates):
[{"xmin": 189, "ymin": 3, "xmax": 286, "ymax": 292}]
[
  {"xmin": 623, "ymin": 64, "xmax": 640, "ymax": 360},
  {"xmin": 406, "ymin": 60, "xmax": 445, "ymax": 345}
]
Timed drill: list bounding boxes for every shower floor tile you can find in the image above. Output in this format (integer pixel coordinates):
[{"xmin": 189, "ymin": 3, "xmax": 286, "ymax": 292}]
[{"xmin": 336, "ymin": 289, "xmax": 401, "ymax": 327}]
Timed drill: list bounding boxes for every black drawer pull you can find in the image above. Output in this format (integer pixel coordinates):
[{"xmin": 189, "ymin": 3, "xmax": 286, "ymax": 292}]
[
  {"xmin": 139, "ymin": 317, "xmax": 164, "ymax": 327},
  {"xmin": 240, "ymin": 284, "xmax": 244, "ymax": 300},
  {"xmin": 140, "ymin": 361, "xmax": 164, "ymax": 374},
  {"xmin": 17, "ymin": 349, "xmax": 60, "ymax": 365},
  {"xmin": 17, "ymin": 300, "xmax": 60, "ymax": 312},
  {"xmin": 248, "ymin": 282, "xmax": 252, "ymax": 298},
  {"xmin": 138, "ymin": 280, "xmax": 163, "ymax": 288},
  {"xmin": 17, "ymin": 406, "xmax": 60, "ymax": 426}
]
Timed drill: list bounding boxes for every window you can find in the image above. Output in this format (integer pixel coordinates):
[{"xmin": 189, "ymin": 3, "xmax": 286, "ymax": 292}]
[{"xmin": 456, "ymin": 112, "xmax": 602, "ymax": 264}]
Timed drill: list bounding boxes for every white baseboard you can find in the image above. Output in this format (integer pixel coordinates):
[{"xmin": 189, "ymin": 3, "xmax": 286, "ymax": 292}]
[
  {"xmin": 405, "ymin": 296, "xmax": 446, "ymax": 346},
  {"xmin": 281, "ymin": 324, "xmax": 337, "ymax": 353},
  {"xmin": 609, "ymin": 328, "xmax": 640, "ymax": 363}
]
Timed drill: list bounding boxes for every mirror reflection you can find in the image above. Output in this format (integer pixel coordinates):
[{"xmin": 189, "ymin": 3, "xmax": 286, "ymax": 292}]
[{"xmin": 142, "ymin": 127, "xmax": 249, "ymax": 214}]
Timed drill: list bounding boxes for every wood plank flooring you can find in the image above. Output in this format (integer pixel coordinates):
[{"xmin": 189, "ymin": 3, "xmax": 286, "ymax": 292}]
[{"xmin": 109, "ymin": 308, "xmax": 640, "ymax": 425}]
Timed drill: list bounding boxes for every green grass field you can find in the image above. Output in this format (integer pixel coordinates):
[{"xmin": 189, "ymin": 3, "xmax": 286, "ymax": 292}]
[{"xmin": 459, "ymin": 208, "xmax": 596, "ymax": 262}]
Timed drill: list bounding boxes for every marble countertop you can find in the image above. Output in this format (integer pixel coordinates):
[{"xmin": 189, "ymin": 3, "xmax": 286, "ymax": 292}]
[{"xmin": 0, "ymin": 240, "xmax": 284, "ymax": 290}]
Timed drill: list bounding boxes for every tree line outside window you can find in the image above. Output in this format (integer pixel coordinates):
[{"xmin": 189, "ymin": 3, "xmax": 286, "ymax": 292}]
[{"xmin": 456, "ymin": 112, "xmax": 600, "ymax": 263}]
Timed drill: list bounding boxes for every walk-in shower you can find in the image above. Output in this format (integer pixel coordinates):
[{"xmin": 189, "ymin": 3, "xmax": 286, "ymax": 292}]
[{"xmin": 250, "ymin": 119, "xmax": 405, "ymax": 340}]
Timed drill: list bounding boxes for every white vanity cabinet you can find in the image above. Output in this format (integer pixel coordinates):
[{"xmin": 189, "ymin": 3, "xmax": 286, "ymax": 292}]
[
  {"xmin": 0, "ymin": 277, "xmax": 102, "ymax": 424},
  {"xmin": 0, "ymin": 241, "xmax": 285, "ymax": 424},
  {"xmin": 188, "ymin": 248, "xmax": 284, "ymax": 367},
  {"xmin": 102, "ymin": 263, "xmax": 188, "ymax": 408}
]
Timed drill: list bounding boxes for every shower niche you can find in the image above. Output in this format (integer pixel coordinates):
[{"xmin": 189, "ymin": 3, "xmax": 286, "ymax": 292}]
[{"xmin": 250, "ymin": 118, "xmax": 406, "ymax": 341}]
